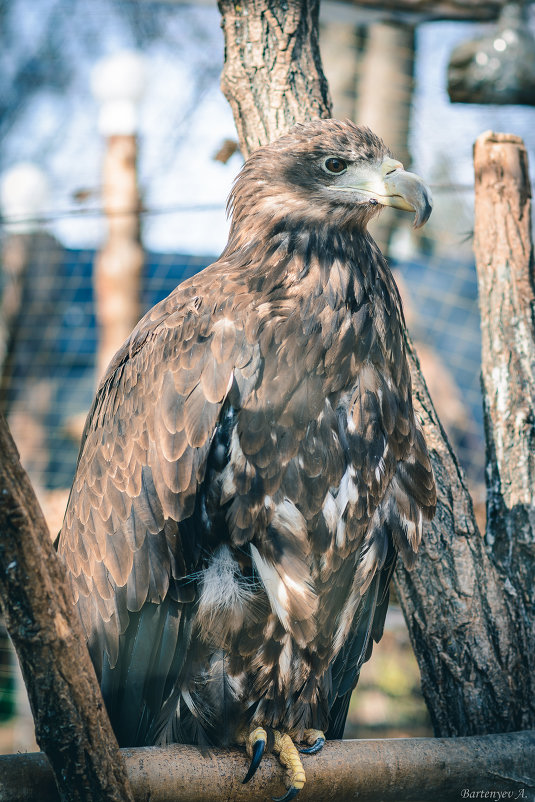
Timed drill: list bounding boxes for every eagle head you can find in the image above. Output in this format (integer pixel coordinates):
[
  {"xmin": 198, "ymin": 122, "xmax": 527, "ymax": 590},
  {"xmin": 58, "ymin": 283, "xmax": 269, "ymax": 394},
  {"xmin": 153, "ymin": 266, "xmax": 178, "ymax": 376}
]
[{"xmin": 228, "ymin": 118, "xmax": 432, "ymax": 233}]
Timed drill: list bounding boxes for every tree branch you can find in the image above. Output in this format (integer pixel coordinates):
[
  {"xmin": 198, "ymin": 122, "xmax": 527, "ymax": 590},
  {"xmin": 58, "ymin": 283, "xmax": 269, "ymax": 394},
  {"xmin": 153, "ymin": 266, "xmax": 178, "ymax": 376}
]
[
  {"xmin": 0, "ymin": 415, "xmax": 134, "ymax": 802},
  {"xmin": 394, "ymin": 343, "xmax": 535, "ymax": 734},
  {"xmin": 1, "ymin": 733, "xmax": 533, "ymax": 802},
  {"xmin": 340, "ymin": 0, "xmax": 507, "ymax": 22}
]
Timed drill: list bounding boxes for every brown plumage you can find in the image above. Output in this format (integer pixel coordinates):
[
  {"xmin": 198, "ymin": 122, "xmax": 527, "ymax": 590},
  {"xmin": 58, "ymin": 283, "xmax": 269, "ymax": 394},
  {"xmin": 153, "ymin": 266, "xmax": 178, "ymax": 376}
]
[{"xmin": 58, "ymin": 120, "xmax": 435, "ymax": 768}]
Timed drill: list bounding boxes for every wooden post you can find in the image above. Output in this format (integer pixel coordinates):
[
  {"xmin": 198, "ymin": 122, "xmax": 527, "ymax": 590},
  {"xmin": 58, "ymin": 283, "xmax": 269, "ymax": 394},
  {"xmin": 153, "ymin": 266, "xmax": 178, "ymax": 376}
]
[
  {"xmin": 474, "ymin": 131, "xmax": 535, "ymax": 617},
  {"xmin": 0, "ymin": 415, "xmax": 134, "ymax": 802},
  {"xmin": 338, "ymin": 0, "xmax": 505, "ymax": 22},
  {"xmin": 91, "ymin": 52, "xmax": 146, "ymax": 382},
  {"xmin": 355, "ymin": 21, "xmax": 416, "ymax": 251},
  {"xmin": 319, "ymin": 19, "xmax": 361, "ymax": 122}
]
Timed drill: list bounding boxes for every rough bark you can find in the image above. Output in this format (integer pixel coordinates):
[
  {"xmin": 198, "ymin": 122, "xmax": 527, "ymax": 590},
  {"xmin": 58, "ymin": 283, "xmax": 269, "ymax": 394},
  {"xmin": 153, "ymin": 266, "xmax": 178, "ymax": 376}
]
[
  {"xmin": 218, "ymin": 0, "xmax": 535, "ymax": 736},
  {"xmin": 95, "ymin": 134, "xmax": 143, "ymax": 382},
  {"xmin": 474, "ymin": 132, "xmax": 535, "ymax": 620},
  {"xmin": 0, "ymin": 415, "xmax": 134, "ymax": 802},
  {"xmin": 1, "ymin": 733, "xmax": 533, "ymax": 802},
  {"xmin": 218, "ymin": 0, "xmax": 332, "ymax": 159},
  {"xmin": 395, "ymin": 342, "xmax": 535, "ymax": 735}
]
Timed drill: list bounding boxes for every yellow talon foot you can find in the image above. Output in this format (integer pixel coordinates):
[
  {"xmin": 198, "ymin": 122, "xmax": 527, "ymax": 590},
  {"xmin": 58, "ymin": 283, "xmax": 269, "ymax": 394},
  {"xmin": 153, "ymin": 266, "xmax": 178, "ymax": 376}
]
[
  {"xmin": 299, "ymin": 728, "xmax": 326, "ymax": 755},
  {"xmin": 242, "ymin": 726, "xmax": 267, "ymax": 784},
  {"xmin": 272, "ymin": 731, "xmax": 306, "ymax": 801}
]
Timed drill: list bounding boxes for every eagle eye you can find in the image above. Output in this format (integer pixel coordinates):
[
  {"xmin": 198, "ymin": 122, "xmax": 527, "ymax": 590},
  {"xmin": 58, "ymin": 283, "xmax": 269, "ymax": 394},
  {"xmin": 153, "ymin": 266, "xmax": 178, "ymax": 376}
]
[{"xmin": 324, "ymin": 157, "xmax": 347, "ymax": 175}]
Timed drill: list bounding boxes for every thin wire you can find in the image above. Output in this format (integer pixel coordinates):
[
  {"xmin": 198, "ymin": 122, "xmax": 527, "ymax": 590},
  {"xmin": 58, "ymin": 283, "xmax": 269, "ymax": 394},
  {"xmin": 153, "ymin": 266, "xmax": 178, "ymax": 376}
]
[{"xmin": 0, "ymin": 203, "xmax": 227, "ymax": 227}]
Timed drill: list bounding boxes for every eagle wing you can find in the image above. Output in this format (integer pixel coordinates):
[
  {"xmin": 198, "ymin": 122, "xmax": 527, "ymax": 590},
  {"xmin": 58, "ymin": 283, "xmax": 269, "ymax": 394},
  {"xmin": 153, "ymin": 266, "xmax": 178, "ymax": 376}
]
[{"xmin": 58, "ymin": 267, "xmax": 260, "ymax": 744}]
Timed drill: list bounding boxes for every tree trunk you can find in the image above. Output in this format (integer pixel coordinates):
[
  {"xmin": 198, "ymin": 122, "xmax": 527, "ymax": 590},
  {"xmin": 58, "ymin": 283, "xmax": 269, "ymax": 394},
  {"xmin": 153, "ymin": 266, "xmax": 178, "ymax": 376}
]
[
  {"xmin": 0, "ymin": 415, "xmax": 134, "ymax": 802},
  {"xmin": 217, "ymin": 0, "xmax": 535, "ymax": 735},
  {"xmin": 218, "ymin": 0, "xmax": 332, "ymax": 159},
  {"xmin": 395, "ymin": 342, "xmax": 535, "ymax": 735}
]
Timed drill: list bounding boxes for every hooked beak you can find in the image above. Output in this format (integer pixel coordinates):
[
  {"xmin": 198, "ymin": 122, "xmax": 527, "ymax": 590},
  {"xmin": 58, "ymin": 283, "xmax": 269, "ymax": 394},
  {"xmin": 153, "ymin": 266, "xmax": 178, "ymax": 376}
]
[
  {"xmin": 337, "ymin": 157, "xmax": 433, "ymax": 228},
  {"xmin": 378, "ymin": 158, "xmax": 433, "ymax": 228}
]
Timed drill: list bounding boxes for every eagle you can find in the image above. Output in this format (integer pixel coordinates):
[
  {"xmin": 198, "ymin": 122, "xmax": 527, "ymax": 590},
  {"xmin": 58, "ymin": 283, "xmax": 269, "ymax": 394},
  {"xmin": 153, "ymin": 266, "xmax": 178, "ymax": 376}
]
[{"xmin": 58, "ymin": 119, "xmax": 436, "ymax": 801}]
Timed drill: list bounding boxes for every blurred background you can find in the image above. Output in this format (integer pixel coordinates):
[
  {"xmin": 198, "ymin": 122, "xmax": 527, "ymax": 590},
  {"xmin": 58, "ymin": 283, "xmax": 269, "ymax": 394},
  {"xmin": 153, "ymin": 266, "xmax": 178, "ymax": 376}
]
[{"xmin": 1, "ymin": 0, "xmax": 535, "ymax": 753}]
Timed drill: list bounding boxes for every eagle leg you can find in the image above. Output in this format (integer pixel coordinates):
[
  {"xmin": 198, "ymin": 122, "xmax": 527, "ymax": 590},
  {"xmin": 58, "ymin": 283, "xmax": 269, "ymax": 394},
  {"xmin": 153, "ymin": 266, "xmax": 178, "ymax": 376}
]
[
  {"xmin": 299, "ymin": 729, "xmax": 325, "ymax": 755},
  {"xmin": 272, "ymin": 731, "xmax": 306, "ymax": 801},
  {"xmin": 242, "ymin": 726, "xmax": 268, "ymax": 784}
]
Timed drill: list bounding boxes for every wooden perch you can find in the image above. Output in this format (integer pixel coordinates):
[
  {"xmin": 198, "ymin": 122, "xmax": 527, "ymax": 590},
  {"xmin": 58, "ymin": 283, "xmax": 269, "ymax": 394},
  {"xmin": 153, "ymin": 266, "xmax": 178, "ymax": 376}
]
[
  {"xmin": 0, "ymin": 416, "xmax": 134, "ymax": 802},
  {"xmin": 1, "ymin": 732, "xmax": 534, "ymax": 802}
]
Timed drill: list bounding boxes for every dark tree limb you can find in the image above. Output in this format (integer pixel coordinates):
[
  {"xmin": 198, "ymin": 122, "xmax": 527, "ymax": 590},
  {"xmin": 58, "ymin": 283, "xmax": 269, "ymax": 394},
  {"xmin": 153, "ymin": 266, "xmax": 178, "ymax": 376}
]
[
  {"xmin": 217, "ymin": 0, "xmax": 535, "ymax": 737},
  {"xmin": 0, "ymin": 415, "xmax": 134, "ymax": 802},
  {"xmin": 340, "ymin": 0, "xmax": 507, "ymax": 22},
  {"xmin": 474, "ymin": 131, "xmax": 535, "ymax": 619},
  {"xmin": 1, "ymin": 733, "xmax": 534, "ymax": 802}
]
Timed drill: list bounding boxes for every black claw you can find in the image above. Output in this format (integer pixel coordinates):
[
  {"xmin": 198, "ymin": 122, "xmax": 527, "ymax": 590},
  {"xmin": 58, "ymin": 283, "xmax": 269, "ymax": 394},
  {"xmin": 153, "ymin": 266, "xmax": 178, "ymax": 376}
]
[
  {"xmin": 299, "ymin": 736, "xmax": 325, "ymax": 755},
  {"xmin": 272, "ymin": 787, "xmax": 300, "ymax": 802},
  {"xmin": 242, "ymin": 738, "xmax": 266, "ymax": 784}
]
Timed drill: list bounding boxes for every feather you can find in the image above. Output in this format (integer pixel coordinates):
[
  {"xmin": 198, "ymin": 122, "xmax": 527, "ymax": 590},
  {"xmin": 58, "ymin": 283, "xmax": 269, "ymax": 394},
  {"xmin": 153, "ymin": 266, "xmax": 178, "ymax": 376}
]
[{"xmin": 184, "ymin": 383, "xmax": 220, "ymax": 448}]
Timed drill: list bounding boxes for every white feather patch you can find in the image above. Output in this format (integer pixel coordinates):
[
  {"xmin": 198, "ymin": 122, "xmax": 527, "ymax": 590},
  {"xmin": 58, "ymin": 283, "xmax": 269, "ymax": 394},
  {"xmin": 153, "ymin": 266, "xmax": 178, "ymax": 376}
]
[
  {"xmin": 209, "ymin": 653, "xmax": 245, "ymax": 701},
  {"xmin": 272, "ymin": 498, "xmax": 307, "ymax": 541},
  {"xmin": 250, "ymin": 544, "xmax": 290, "ymax": 628},
  {"xmin": 336, "ymin": 517, "xmax": 346, "ymax": 549},
  {"xmin": 278, "ymin": 634, "xmax": 292, "ymax": 688},
  {"xmin": 401, "ymin": 509, "xmax": 423, "ymax": 550},
  {"xmin": 375, "ymin": 456, "xmax": 386, "ymax": 484},
  {"xmin": 196, "ymin": 545, "xmax": 254, "ymax": 638},
  {"xmin": 229, "ymin": 426, "xmax": 245, "ymax": 463},
  {"xmin": 336, "ymin": 466, "xmax": 359, "ymax": 517},
  {"xmin": 322, "ymin": 492, "xmax": 338, "ymax": 535},
  {"xmin": 220, "ymin": 465, "xmax": 236, "ymax": 503},
  {"xmin": 332, "ymin": 587, "xmax": 360, "ymax": 654}
]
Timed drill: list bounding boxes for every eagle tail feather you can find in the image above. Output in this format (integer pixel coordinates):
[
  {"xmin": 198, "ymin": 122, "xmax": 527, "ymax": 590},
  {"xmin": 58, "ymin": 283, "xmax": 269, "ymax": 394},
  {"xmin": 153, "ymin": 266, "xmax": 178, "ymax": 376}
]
[{"xmin": 326, "ymin": 541, "xmax": 396, "ymax": 739}]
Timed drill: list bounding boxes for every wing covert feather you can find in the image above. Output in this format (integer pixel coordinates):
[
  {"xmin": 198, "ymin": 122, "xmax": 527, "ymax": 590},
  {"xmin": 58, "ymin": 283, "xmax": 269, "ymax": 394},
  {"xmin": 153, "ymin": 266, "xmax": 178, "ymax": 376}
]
[{"xmin": 58, "ymin": 279, "xmax": 257, "ymax": 673}]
